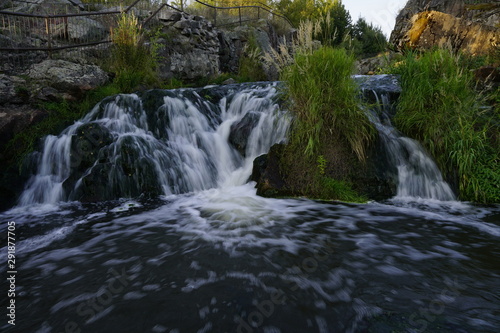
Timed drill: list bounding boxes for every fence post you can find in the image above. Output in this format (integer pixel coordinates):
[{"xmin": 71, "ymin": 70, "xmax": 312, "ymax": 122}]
[
  {"xmin": 257, "ymin": 7, "xmax": 260, "ymax": 20},
  {"xmin": 214, "ymin": 7, "xmax": 216, "ymax": 26},
  {"xmin": 45, "ymin": 16, "xmax": 52, "ymax": 58},
  {"xmin": 238, "ymin": 7, "xmax": 241, "ymax": 26}
]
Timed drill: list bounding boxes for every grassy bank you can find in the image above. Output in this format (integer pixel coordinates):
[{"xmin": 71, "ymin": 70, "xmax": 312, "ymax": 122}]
[{"xmin": 390, "ymin": 49, "xmax": 499, "ymax": 203}]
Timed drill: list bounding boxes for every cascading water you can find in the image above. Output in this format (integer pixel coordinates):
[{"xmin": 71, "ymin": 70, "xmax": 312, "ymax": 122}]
[
  {"xmin": 19, "ymin": 82, "xmax": 290, "ymax": 205},
  {"xmin": 3, "ymin": 79, "xmax": 499, "ymax": 333},
  {"xmin": 359, "ymin": 75, "xmax": 456, "ymax": 201}
]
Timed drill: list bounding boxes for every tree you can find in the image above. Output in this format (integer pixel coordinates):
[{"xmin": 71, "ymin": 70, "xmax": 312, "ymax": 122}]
[
  {"xmin": 315, "ymin": 0, "xmax": 351, "ymax": 46},
  {"xmin": 351, "ymin": 17, "xmax": 387, "ymax": 57},
  {"xmin": 271, "ymin": 0, "xmax": 316, "ymax": 27}
]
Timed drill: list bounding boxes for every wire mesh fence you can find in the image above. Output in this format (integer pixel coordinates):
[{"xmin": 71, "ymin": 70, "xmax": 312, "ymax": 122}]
[
  {"xmin": 0, "ymin": 0, "xmax": 292, "ymax": 72},
  {"xmin": 0, "ymin": 0, "xmax": 156, "ymax": 71}
]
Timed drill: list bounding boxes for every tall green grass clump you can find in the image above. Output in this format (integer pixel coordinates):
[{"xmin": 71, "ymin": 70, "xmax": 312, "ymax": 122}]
[
  {"xmin": 282, "ymin": 46, "xmax": 374, "ymax": 160},
  {"xmin": 109, "ymin": 12, "xmax": 160, "ymax": 92},
  {"xmin": 238, "ymin": 33, "xmax": 268, "ymax": 82},
  {"xmin": 391, "ymin": 49, "xmax": 499, "ymax": 203}
]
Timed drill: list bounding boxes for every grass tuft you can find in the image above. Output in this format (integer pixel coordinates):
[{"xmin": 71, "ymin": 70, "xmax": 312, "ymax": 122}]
[
  {"xmin": 282, "ymin": 46, "xmax": 375, "ymax": 161},
  {"xmin": 390, "ymin": 49, "xmax": 499, "ymax": 203}
]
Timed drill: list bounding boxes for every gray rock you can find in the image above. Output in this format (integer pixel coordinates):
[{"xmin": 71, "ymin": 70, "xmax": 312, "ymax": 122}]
[
  {"xmin": 25, "ymin": 59, "xmax": 108, "ymax": 98},
  {"xmin": 159, "ymin": 11, "xmax": 182, "ymax": 22},
  {"xmin": 390, "ymin": 0, "xmax": 500, "ymax": 48},
  {"xmin": 0, "ymin": 75, "xmax": 15, "ymax": 105},
  {"xmin": 65, "ymin": 16, "xmax": 107, "ymax": 42},
  {"xmin": 229, "ymin": 112, "xmax": 261, "ymax": 156}
]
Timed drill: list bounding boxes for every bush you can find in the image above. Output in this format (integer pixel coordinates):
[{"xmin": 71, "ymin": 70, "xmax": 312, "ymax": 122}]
[
  {"xmin": 275, "ymin": 46, "xmax": 374, "ymax": 202},
  {"xmin": 282, "ymin": 46, "xmax": 374, "ymax": 160},
  {"xmin": 109, "ymin": 12, "xmax": 160, "ymax": 92},
  {"xmin": 390, "ymin": 49, "xmax": 499, "ymax": 203}
]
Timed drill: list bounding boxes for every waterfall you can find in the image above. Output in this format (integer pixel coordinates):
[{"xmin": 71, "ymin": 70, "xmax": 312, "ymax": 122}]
[
  {"xmin": 19, "ymin": 82, "xmax": 290, "ymax": 205},
  {"xmin": 363, "ymin": 76, "xmax": 455, "ymax": 201},
  {"xmin": 19, "ymin": 77, "xmax": 456, "ymax": 205}
]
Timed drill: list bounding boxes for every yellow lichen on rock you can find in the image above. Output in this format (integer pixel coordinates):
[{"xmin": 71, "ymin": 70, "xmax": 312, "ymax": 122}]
[
  {"xmin": 401, "ymin": 11, "xmax": 499, "ymax": 55},
  {"xmin": 408, "ymin": 12, "xmax": 431, "ymax": 47}
]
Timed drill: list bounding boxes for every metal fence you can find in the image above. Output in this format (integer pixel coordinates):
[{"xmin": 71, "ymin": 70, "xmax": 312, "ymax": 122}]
[
  {"xmin": 0, "ymin": 0, "xmax": 156, "ymax": 71},
  {"xmin": 189, "ymin": 0, "xmax": 293, "ymax": 28},
  {"xmin": 0, "ymin": 0, "xmax": 292, "ymax": 72}
]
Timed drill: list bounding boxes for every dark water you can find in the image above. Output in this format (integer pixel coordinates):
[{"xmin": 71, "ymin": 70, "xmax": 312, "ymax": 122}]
[
  {"xmin": 2, "ymin": 79, "xmax": 499, "ymax": 332},
  {"xmin": 1, "ymin": 185, "xmax": 499, "ymax": 333}
]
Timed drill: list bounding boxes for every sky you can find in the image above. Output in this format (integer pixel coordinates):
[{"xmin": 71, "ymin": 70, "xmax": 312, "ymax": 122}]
[{"xmin": 342, "ymin": 0, "xmax": 409, "ymax": 38}]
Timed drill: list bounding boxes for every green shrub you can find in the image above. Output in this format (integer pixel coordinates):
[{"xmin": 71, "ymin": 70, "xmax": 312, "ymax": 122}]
[
  {"xmin": 274, "ymin": 45, "xmax": 374, "ymax": 202},
  {"xmin": 238, "ymin": 33, "xmax": 268, "ymax": 82},
  {"xmin": 317, "ymin": 176, "xmax": 367, "ymax": 203},
  {"xmin": 390, "ymin": 49, "xmax": 499, "ymax": 203},
  {"xmin": 108, "ymin": 12, "xmax": 160, "ymax": 92},
  {"xmin": 281, "ymin": 46, "xmax": 375, "ymax": 160}
]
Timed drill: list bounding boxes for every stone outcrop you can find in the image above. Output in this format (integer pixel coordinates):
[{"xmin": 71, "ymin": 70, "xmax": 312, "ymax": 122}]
[
  {"xmin": 218, "ymin": 20, "xmax": 283, "ymax": 80},
  {"xmin": 153, "ymin": 10, "xmax": 221, "ymax": 82},
  {"xmin": 0, "ymin": 104, "xmax": 48, "ymax": 211},
  {"xmin": 251, "ymin": 139, "xmax": 398, "ymax": 201},
  {"xmin": 392, "ymin": 10, "xmax": 499, "ymax": 55},
  {"xmin": 25, "ymin": 59, "xmax": 109, "ymax": 100},
  {"xmin": 153, "ymin": 11, "xmax": 281, "ymax": 82},
  {"xmin": 390, "ymin": 0, "xmax": 499, "ymax": 54}
]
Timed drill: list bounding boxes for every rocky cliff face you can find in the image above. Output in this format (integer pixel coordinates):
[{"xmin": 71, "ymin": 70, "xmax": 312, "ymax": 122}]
[{"xmin": 390, "ymin": 0, "xmax": 499, "ymax": 54}]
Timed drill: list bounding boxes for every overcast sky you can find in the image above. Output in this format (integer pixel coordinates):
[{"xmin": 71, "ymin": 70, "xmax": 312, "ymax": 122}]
[{"xmin": 342, "ymin": 0, "xmax": 409, "ymax": 37}]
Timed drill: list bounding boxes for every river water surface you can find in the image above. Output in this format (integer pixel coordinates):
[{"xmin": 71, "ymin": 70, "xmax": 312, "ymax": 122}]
[
  {"xmin": 1, "ymin": 81, "xmax": 499, "ymax": 332},
  {"xmin": 1, "ymin": 187, "xmax": 499, "ymax": 333}
]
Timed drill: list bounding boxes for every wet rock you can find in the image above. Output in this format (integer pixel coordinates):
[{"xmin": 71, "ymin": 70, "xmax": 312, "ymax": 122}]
[
  {"xmin": 353, "ymin": 74, "xmax": 402, "ymax": 106},
  {"xmin": 0, "ymin": 104, "xmax": 49, "ymax": 212},
  {"xmin": 0, "ymin": 105, "xmax": 48, "ymax": 152},
  {"xmin": 70, "ymin": 122, "xmax": 113, "ymax": 171},
  {"xmin": 251, "ymin": 144, "xmax": 291, "ymax": 197},
  {"xmin": 229, "ymin": 112, "xmax": 261, "ymax": 156}
]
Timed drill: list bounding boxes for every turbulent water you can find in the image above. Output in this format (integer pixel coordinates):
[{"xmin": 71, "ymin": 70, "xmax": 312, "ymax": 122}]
[
  {"xmin": 366, "ymin": 88, "xmax": 455, "ymax": 201},
  {"xmin": 1, "ymin": 81, "xmax": 499, "ymax": 333}
]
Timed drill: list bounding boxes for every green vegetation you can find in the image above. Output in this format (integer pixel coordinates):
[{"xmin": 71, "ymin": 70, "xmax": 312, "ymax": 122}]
[
  {"xmin": 108, "ymin": 12, "xmax": 160, "ymax": 93},
  {"xmin": 315, "ymin": 154, "xmax": 367, "ymax": 202},
  {"xmin": 272, "ymin": 0, "xmax": 387, "ymax": 58},
  {"xmin": 389, "ymin": 49, "xmax": 499, "ymax": 203},
  {"xmin": 238, "ymin": 33, "xmax": 268, "ymax": 82},
  {"xmin": 268, "ymin": 20, "xmax": 374, "ymax": 202},
  {"xmin": 282, "ymin": 46, "xmax": 374, "ymax": 159},
  {"xmin": 350, "ymin": 18, "xmax": 387, "ymax": 58}
]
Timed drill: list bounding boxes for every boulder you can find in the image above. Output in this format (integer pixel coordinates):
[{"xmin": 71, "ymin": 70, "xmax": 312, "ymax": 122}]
[
  {"xmin": 25, "ymin": 59, "xmax": 109, "ymax": 100},
  {"xmin": 64, "ymin": 16, "xmax": 107, "ymax": 42},
  {"xmin": 390, "ymin": 0, "xmax": 500, "ymax": 54},
  {"xmin": 0, "ymin": 74, "xmax": 30, "ymax": 105},
  {"xmin": 251, "ymin": 144, "xmax": 292, "ymax": 198},
  {"xmin": 0, "ymin": 104, "xmax": 49, "ymax": 212},
  {"xmin": 392, "ymin": 10, "xmax": 499, "ymax": 55},
  {"xmin": 229, "ymin": 112, "xmax": 261, "ymax": 156}
]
